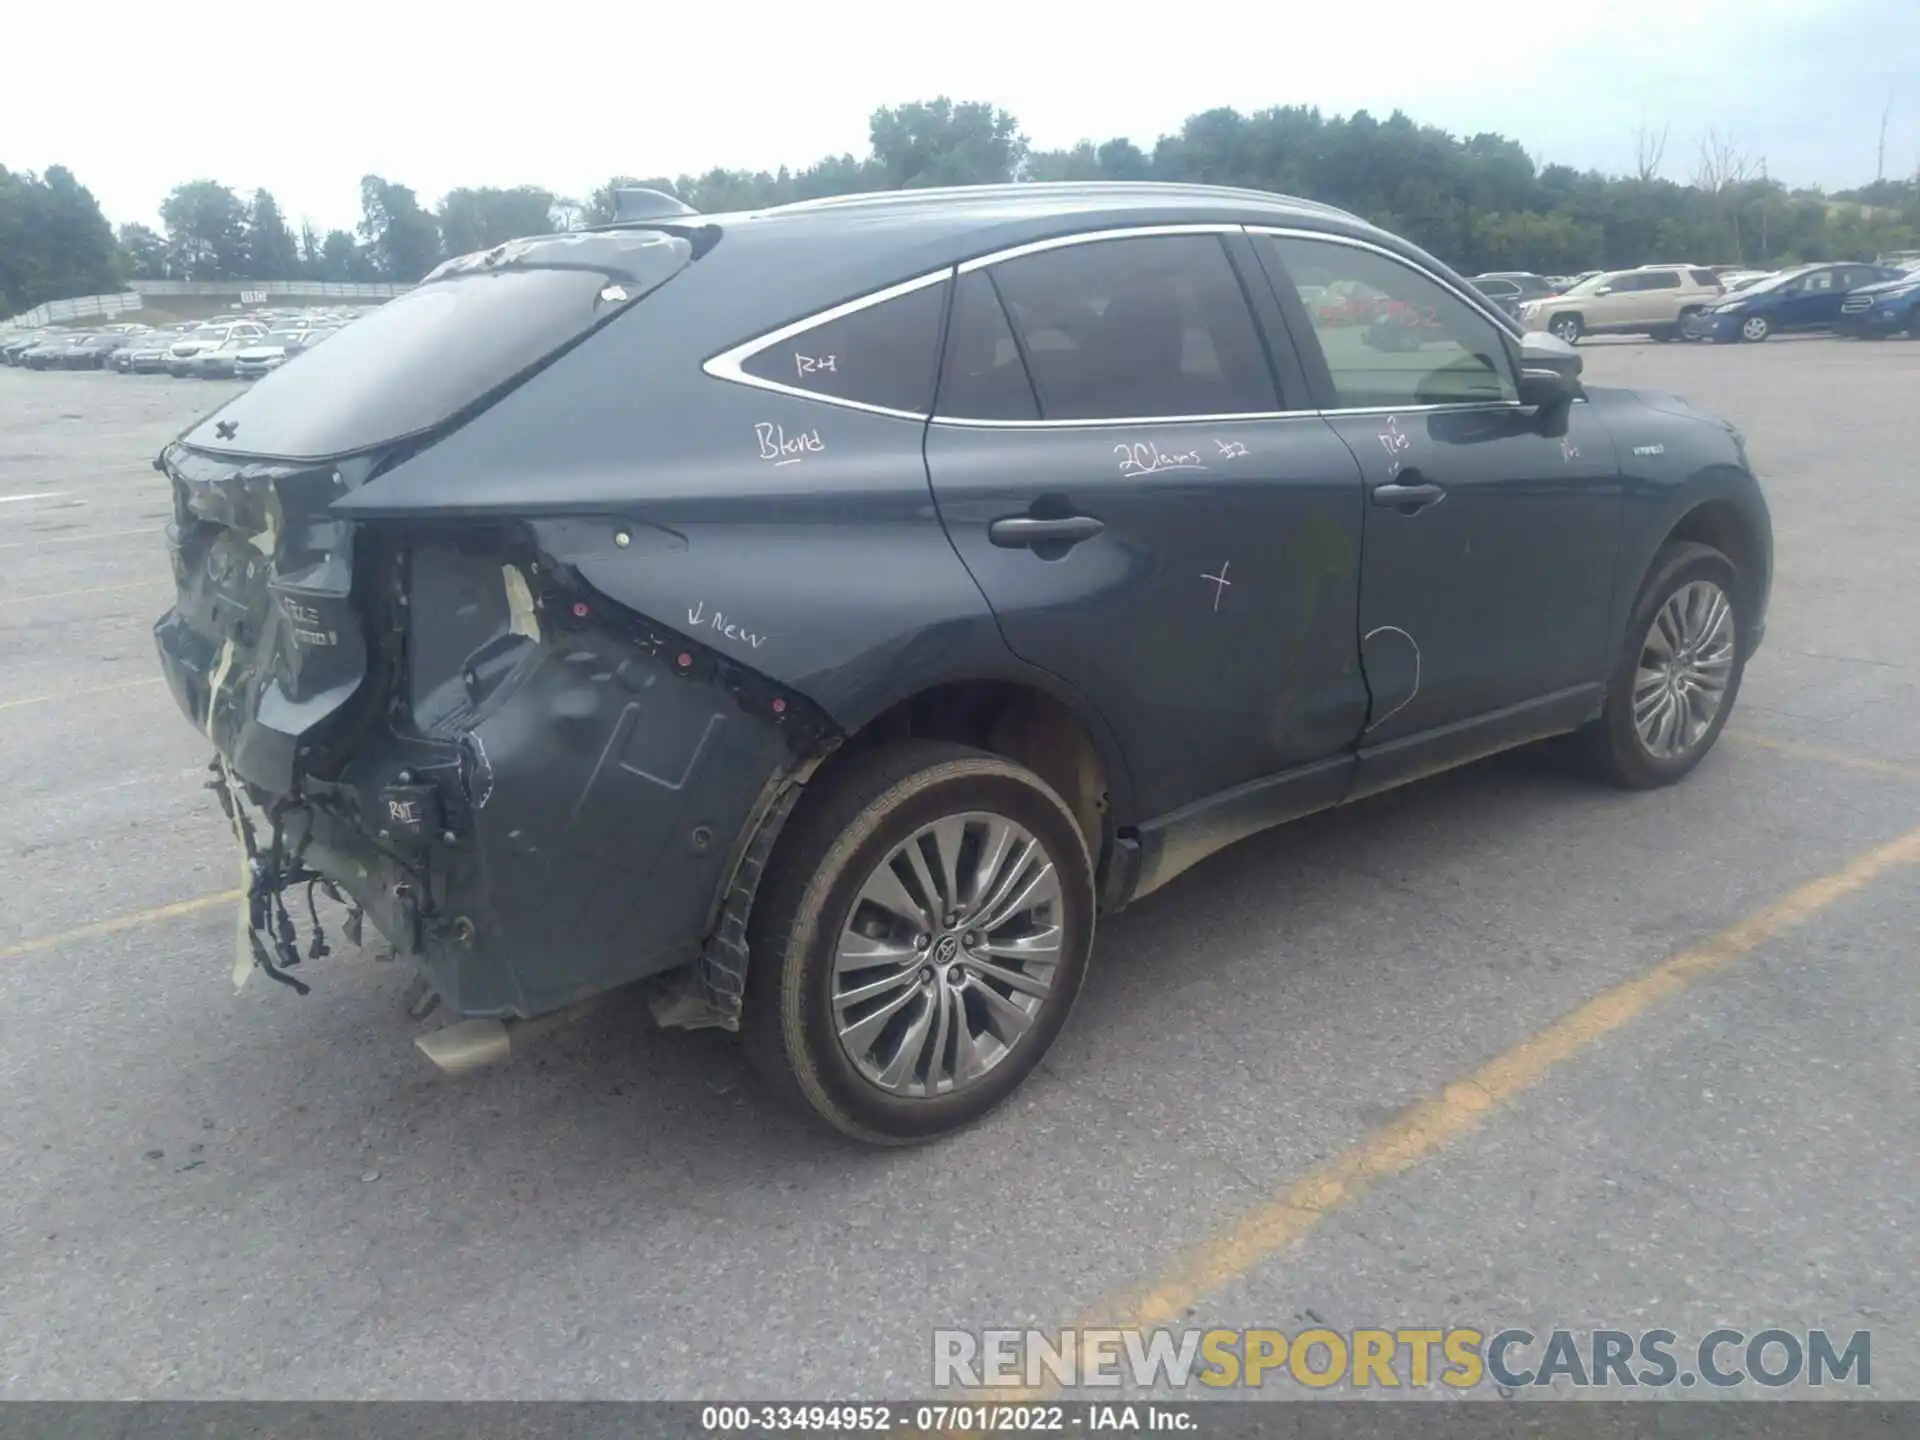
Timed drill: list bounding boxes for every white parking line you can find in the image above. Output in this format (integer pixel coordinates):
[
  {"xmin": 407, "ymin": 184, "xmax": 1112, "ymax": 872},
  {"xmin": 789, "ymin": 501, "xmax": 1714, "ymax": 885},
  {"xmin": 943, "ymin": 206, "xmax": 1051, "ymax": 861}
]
[
  {"xmin": 0, "ymin": 492, "xmax": 66, "ymax": 504},
  {"xmin": 0, "ymin": 525, "xmax": 160, "ymax": 551}
]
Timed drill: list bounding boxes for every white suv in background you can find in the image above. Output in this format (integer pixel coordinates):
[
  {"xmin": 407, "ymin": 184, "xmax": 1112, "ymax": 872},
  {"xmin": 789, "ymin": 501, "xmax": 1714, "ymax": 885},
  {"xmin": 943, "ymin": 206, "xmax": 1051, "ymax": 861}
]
[
  {"xmin": 1519, "ymin": 266, "xmax": 1725, "ymax": 343},
  {"xmin": 167, "ymin": 320, "xmax": 268, "ymax": 363}
]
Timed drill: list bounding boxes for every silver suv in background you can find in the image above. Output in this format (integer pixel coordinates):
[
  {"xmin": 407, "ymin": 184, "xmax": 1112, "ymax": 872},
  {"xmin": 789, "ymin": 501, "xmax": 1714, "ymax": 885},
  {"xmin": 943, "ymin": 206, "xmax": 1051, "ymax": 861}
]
[{"xmin": 1519, "ymin": 266, "xmax": 1724, "ymax": 343}]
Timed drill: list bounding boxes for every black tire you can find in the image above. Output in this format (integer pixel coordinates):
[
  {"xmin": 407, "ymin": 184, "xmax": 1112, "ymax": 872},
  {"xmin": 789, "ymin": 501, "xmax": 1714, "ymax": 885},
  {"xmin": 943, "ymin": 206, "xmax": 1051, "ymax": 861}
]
[
  {"xmin": 742, "ymin": 739, "xmax": 1096, "ymax": 1145},
  {"xmin": 1677, "ymin": 308, "xmax": 1706, "ymax": 341},
  {"xmin": 1570, "ymin": 541, "xmax": 1748, "ymax": 789},
  {"xmin": 1650, "ymin": 327, "xmax": 1675, "ymax": 342},
  {"xmin": 1548, "ymin": 314, "xmax": 1583, "ymax": 344}
]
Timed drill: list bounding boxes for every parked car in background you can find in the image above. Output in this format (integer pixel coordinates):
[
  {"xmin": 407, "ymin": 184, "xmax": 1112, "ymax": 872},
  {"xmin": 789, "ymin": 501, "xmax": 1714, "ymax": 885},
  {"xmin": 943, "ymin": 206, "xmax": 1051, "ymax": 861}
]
[
  {"xmin": 1875, "ymin": 249, "xmax": 1920, "ymax": 270},
  {"xmin": 231, "ymin": 328, "xmax": 328, "ymax": 379},
  {"xmin": 1714, "ymin": 270, "xmax": 1774, "ymax": 295},
  {"xmin": 154, "ymin": 182, "xmax": 1772, "ymax": 1142},
  {"xmin": 1833, "ymin": 268, "xmax": 1920, "ymax": 339},
  {"xmin": 1695, "ymin": 262, "xmax": 1910, "ymax": 342},
  {"xmin": 2, "ymin": 331, "xmax": 55, "ymax": 364},
  {"xmin": 182, "ymin": 334, "xmax": 260, "ymax": 379},
  {"xmin": 62, "ymin": 331, "xmax": 141, "ymax": 369},
  {"xmin": 21, "ymin": 333, "xmax": 95, "ymax": 369},
  {"xmin": 166, "ymin": 321, "xmax": 268, "ymax": 372},
  {"xmin": 1520, "ymin": 265, "xmax": 1724, "ymax": 343},
  {"xmin": 1469, "ymin": 275, "xmax": 1526, "ymax": 320},
  {"xmin": 119, "ymin": 332, "xmax": 187, "ymax": 373},
  {"xmin": 1473, "ymin": 271, "xmax": 1561, "ymax": 301}
]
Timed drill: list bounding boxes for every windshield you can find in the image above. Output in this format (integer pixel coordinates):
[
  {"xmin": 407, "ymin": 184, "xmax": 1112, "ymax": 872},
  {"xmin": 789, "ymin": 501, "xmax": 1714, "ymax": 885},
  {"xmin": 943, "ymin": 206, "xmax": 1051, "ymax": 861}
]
[
  {"xmin": 1737, "ymin": 267, "xmax": 1816, "ymax": 296},
  {"xmin": 1561, "ymin": 272, "xmax": 1614, "ymax": 296},
  {"xmin": 180, "ymin": 229, "xmax": 696, "ymax": 460}
]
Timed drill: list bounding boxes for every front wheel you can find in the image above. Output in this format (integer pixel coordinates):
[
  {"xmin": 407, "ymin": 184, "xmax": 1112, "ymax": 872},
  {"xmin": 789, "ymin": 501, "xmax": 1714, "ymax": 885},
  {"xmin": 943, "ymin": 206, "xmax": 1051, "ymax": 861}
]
[
  {"xmin": 743, "ymin": 740, "xmax": 1096, "ymax": 1145},
  {"xmin": 1740, "ymin": 314, "xmax": 1771, "ymax": 343},
  {"xmin": 1571, "ymin": 542, "xmax": 1747, "ymax": 789},
  {"xmin": 1548, "ymin": 314, "xmax": 1583, "ymax": 344}
]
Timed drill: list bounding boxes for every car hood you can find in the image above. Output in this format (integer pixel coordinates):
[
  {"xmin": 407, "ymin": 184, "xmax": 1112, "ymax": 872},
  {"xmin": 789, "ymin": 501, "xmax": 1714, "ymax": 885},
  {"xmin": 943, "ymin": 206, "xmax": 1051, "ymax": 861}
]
[{"xmin": 1848, "ymin": 275, "xmax": 1920, "ymax": 298}]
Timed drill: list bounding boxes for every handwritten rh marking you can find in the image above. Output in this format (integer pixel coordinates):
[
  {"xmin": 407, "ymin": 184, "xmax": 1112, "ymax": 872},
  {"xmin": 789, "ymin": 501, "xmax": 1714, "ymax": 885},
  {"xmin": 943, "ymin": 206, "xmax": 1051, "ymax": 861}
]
[
  {"xmin": 1560, "ymin": 436, "xmax": 1581, "ymax": 462},
  {"xmin": 1116, "ymin": 440, "xmax": 1206, "ymax": 476},
  {"xmin": 755, "ymin": 422, "xmax": 824, "ymax": 466},
  {"xmin": 795, "ymin": 353, "xmax": 837, "ymax": 378},
  {"xmin": 1633, "ymin": 443, "xmax": 1665, "ymax": 457},
  {"xmin": 686, "ymin": 600, "xmax": 768, "ymax": 649},
  {"xmin": 1201, "ymin": 562, "xmax": 1233, "ymax": 612},
  {"xmin": 1214, "ymin": 439, "xmax": 1249, "ymax": 459},
  {"xmin": 1377, "ymin": 417, "xmax": 1411, "ymax": 476}
]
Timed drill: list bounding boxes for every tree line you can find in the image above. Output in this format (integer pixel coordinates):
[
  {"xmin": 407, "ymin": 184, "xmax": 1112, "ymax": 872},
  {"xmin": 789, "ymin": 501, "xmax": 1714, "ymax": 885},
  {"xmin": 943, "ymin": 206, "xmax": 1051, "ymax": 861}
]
[{"xmin": 7, "ymin": 98, "xmax": 1919, "ymax": 317}]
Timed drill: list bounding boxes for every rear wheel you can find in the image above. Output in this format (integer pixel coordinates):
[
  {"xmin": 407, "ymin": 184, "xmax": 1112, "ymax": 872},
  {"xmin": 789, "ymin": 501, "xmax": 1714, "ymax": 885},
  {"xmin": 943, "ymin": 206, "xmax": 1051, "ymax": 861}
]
[
  {"xmin": 1570, "ymin": 542, "xmax": 1747, "ymax": 789},
  {"xmin": 1548, "ymin": 314, "xmax": 1583, "ymax": 344},
  {"xmin": 1678, "ymin": 307, "xmax": 1707, "ymax": 340},
  {"xmin": 1740, "ymin": 314, "xmax": 1771, "ymax": 342},
  {"xmin": 743, "ymin": 740, "xmax": 1096, "ymax": 1145}
]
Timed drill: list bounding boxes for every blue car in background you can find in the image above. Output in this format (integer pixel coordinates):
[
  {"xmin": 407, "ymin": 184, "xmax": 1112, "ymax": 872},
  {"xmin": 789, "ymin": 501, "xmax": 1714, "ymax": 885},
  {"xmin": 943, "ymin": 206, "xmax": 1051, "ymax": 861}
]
[
  {"xmin": 1695, "ymin": 261, "xmax": 1910, "ymax": 342},
  {"xmin": 1833, "ymin": 267, "xmax": 1920, "ymax": 340}
]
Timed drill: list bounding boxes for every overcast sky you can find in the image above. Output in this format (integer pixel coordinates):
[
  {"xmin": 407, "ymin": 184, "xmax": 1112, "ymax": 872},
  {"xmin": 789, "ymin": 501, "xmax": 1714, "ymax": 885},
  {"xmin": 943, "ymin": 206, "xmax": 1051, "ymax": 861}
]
[{"xmin": 9, "ymin": 0, "xmax": 1916, "ymax": 235}]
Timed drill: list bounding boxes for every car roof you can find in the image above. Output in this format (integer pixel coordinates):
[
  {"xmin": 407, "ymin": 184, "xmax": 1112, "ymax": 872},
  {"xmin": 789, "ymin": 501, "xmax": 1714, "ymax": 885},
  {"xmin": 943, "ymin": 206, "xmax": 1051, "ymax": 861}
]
[{"xmin": 589, "ymin": 181, "xmax": 1453, "ymax": 343}]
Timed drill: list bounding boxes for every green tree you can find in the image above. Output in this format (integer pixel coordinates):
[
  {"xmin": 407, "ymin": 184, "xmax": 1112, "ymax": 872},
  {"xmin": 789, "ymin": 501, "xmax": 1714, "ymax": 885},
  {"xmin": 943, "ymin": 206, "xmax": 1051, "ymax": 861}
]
[
  {"xmin": 243, "ymin": 188, "xmax": 299, "ymax": 278},
  {"xmin": 868, "ymin": 99, "xmax": 1027, "ymax": 188},
  {"xmin": 118, "ymin": 222, "xmax": 170, "ymax": 280},
  {"xmin": 437, "ymin": 184, "xmax": 557, "ymax": 257},
  {"xmin": 160, "ymin": 179, "xmax": 248, "ymax": 279},
  {"xmin": 357, "ymin": 175, "xmax": 441, "ymax": 281},
  {"xmin": 317, "ymin": 229, "xmax": 360, "ymax": 282}
]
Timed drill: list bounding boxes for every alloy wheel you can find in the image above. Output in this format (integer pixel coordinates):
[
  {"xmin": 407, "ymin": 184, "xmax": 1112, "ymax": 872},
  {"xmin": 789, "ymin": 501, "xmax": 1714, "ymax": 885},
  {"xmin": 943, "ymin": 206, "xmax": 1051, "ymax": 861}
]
[
  {"xmin": 1633, "ymin": 580, "xmax": 1737, "ymax": 760},
  {"xmin": 831, "ymin": 811, "xmax": 1064, "ymax": 1098},
  {"xmin": 1741, "ymin": 315, "xmax": 1770, "ymax": 342}
]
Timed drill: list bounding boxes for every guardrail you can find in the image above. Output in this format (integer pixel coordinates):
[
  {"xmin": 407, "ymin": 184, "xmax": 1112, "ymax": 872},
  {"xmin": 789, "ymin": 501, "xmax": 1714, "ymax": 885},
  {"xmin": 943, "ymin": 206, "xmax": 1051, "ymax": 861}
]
[{"xmin": 4, "ymin": 278, "xmax": 408, "ymax": 328}]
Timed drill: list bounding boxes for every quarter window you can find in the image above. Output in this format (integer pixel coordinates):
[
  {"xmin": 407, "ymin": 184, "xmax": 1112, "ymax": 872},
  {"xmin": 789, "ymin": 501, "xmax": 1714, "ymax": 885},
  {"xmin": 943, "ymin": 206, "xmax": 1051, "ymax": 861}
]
[
  {"xmin": 977, "ymin": 234, "xmax": 1278, "ymax": 420},
  {"xmin": 937, "ymin": 270, "xmax": 1040, "ymax": 421},
  {"xmin": 739, "ymin": 277, "xmax": 951, "ymax": 415},
  {"xmin": 1261, "ymin": 235, "xmax": 1517, "ymax": 409}
]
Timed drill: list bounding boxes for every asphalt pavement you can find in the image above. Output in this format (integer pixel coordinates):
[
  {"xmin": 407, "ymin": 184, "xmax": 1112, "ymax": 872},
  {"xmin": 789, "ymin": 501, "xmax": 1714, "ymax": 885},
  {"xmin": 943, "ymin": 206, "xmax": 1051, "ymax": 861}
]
[{"xmin": 1, "ymin": 337, "xmax": 1916, "ymax": 1401}]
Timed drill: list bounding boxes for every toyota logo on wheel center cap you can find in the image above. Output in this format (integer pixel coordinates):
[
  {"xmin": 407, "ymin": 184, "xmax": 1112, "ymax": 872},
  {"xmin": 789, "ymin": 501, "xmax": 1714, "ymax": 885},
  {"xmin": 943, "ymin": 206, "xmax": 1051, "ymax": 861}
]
[{"xmin": 932, "ymin": 933, "xmax": 960, "ymax": 965}]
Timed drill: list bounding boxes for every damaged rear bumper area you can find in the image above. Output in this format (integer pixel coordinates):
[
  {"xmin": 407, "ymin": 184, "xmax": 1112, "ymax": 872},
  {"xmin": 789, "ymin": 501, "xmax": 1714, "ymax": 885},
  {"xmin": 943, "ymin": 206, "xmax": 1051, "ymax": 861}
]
[{"xmin": 153, "ymin": 444, "xmax": 837, "ymax": 1026}]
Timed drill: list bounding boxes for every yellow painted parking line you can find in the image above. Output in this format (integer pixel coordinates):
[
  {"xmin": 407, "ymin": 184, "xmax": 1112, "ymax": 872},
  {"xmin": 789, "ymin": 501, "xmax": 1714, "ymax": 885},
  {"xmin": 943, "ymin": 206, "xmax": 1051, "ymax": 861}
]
[
  {"xmin": 995, "ymin": 821, "xmax": 1920, "ymax": 1397},
  {"xmin": 0, "ymin": 890, "xmax": 240, "ymax": 963},
  {"xmin": 1725, "ymin": 728, "xmax": 1920, "ymax": 783},
  {"xmin": 0, "ymin": 579, "xmax": 168, "ymax": 607},
  {"xmin": 0, "ymin": 676, "xmax": 163, "ymax": 714}
]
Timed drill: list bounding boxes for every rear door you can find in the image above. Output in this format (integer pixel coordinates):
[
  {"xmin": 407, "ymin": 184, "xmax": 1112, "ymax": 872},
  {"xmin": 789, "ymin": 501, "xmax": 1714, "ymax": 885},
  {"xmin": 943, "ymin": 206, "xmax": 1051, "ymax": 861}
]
[
  {"xmin": 924, "ymin": 228, "xmax": 1369, "ymax": 820},
  {"xmin": 1251, "ymin": 230, "xmax": 1623, "ymax": 770},
  {"xmin": 1779, "ymin": 267, "xmax": 1843, "ymax": 330}
]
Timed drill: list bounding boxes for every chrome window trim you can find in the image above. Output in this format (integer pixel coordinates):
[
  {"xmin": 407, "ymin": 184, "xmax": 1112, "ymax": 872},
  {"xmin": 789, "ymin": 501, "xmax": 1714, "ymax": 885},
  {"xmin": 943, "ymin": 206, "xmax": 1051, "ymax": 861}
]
[
  {"xmin": 704, "ymin": 219, "xmax": 1549, "ymax": 428},
  {"xmin": 701, "ymin": 266, "xmax": 955, "ymax": 422},
  {"xmin": 953, "ymin": 222, "xmax": 1243, "ymax": 273}
]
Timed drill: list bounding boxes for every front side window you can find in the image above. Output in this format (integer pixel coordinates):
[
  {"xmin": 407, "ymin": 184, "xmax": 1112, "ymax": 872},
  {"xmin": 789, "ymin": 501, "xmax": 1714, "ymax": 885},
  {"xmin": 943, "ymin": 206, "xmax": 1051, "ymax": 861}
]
[
  {"xmin": 1639, "ymin": 272, "xmax": 1682, "ymax": 290},
  {"xmin": 738, "ymin": 277, "xmax": 950, "ymax": 416},
  {"xmin": 1261, "ymin": 234, "xmax": 1517, "ymax": 409},
  {"xmin": 978, "ymin": 234, "xmax": 1278, "ymax": 420},
  {"xmin": 1803, "ymin": 269, "xmax": 1838, "ymax": 292}
]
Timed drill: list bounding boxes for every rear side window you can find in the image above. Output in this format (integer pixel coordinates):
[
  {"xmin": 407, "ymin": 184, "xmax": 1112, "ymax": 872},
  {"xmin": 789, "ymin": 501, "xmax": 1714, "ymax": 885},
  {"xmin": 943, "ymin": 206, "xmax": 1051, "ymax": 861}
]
[
  {"xmin": 981, "ymin": 234, "xmax": 1278, "ymax": 420},
  {"xmin": 181, "ymin": 230, "xmax": 695, "ymax": 461},
  {"xmin": 739, "ymin": 277, "xmax": 950, "ymax": 416},
  {"xmin": 937, "ymin": 271, "xmax": 1040, "ymax": 421},
  {"xmin": 1689, "ymin": 269, "xmax": 1721, "ymax": 287}
]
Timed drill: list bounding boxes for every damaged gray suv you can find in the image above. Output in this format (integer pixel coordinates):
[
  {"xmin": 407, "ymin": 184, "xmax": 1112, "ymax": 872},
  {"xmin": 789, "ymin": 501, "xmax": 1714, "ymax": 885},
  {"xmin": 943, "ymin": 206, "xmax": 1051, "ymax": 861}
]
[{"xmin": 156, "ymin": 182, "xmax": 1772, "ymax": 1144}]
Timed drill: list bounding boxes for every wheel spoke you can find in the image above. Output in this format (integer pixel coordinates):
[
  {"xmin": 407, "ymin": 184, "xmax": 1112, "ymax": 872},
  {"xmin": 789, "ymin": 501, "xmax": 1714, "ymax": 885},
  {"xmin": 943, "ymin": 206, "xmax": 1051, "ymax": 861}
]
[
  {"xmin": 968, "ymin": 818, "xmax": 1018, "ymax": 913},
  {"xmin": 873, "ymin": 993, "xmax": 935, "ymax": 1092},
  {"xmin": 980, "ymin": 923, "xmax": 1063, "ymax": 966},
  {"xmin": 924, "ymin": 983, "xmax": 954, "ymax": 1093},
  {"xmin": 838, "ymin": 980, "xmax": 923, "ymax": 1056},
  {"xmin": 975, "ymin": 861, "xmax": 1060, "ymax": 934},
  {"xmin": 970, "ymin": 975, "xmax": 1037, "ymax": 1046},
  {"xmin": 858, "ymin": 861, "xmax": 932, "ymax": 932},
  {"xmin": 898, "ymin": 838, "xmax": 946, "ymax": 922},
  {"xmin": 834, "ymin": 962, "xmax": 922, "ymax": 1011},
  {"xmin": 969, "ymin": 954, "xmax": 1054, "ymax": 1000},
  {"xmin": 972, "ymin": 837, "xmax": 1040, "ymax": 930},
  {"xmin": 834, "ymin": 929, "xmax": 919, "ymax": 976}
]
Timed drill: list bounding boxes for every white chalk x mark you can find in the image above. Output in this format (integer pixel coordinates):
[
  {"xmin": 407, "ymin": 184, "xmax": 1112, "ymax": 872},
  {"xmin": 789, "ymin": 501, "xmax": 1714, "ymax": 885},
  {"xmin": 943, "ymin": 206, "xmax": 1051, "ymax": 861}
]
[{"xmin": 1202, "ymin": 562, "xmax": 1233, "ymax": 612}]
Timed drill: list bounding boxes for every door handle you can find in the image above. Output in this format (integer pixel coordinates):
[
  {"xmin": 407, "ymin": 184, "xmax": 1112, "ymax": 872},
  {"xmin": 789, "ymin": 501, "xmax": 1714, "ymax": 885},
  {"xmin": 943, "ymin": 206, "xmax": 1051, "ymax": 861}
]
[
  {"xmin": 1370, "ymin": 481, "xmax": 1446, "ymax": 513},
  {"xmin": 988, "ymin": 515, "xmax": 1106, "ymax": 549}
]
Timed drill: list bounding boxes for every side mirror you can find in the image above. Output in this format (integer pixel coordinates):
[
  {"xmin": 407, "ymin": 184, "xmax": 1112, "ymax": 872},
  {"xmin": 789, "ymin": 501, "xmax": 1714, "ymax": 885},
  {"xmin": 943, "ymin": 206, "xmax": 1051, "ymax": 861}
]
[{"xmin": 1517, "ymin": 331, "xmax": 1583, "ymax": 408}]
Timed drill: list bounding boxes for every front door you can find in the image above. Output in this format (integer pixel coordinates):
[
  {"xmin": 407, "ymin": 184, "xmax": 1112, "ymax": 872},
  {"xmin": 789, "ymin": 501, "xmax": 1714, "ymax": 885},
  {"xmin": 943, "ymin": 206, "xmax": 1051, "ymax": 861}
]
[
  {"xmin": 1253, "ymin": 231, "xmax": 1624, "ymax": 755},
  {"xmin": 1777, "ymin": 267, "xmax": 1843, "ymax": 331},
  {"xmin": 923, "ymin": 232, "xmax": 1369, "ymax": 821}
]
